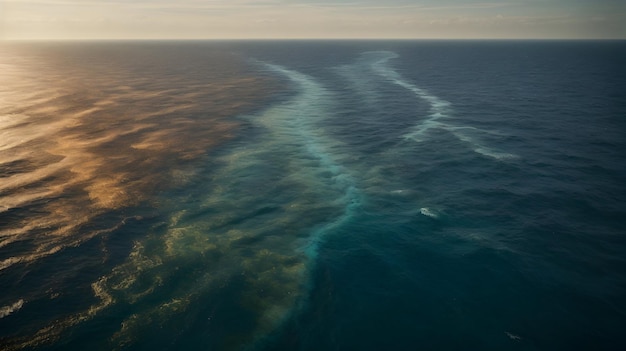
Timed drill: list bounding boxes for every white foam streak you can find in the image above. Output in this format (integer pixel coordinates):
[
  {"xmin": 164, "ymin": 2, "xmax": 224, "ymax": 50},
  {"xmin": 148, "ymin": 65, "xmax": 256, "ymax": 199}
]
[{"xmin": 369, "ymin": 51, "xmax": 517, "ymax": 160}]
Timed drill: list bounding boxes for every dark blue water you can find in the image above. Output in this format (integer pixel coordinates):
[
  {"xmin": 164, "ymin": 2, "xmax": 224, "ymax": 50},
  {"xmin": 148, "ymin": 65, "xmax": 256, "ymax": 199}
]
[{"xmin": 1, "ymin": 41, "xmax": 625, "ymax": 351}]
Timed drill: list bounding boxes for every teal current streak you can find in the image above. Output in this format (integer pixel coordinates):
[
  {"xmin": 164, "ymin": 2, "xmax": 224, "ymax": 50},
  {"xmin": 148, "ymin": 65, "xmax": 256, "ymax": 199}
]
[{"xmin": 258, "ymin": 62, "xmax": 362, "ymax": 259}]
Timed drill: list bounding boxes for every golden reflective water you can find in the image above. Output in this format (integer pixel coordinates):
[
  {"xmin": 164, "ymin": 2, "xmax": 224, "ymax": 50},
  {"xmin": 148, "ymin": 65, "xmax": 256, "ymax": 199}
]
[
  {"xmin": 0, "ymin": 44, "xmax": 266, "ymax": 271},
  {"xmin": 0, "ymin": 43, "xmax": 309, "ymax": 350}
]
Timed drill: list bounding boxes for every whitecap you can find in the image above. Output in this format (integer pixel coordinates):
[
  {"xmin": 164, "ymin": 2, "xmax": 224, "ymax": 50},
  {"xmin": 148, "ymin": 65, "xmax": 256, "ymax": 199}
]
[
  {"xmin": 419, "ymin": 207, "xmax": 438, "ymax": 218},
  {"xmin": 505, "ymin": 331, "xmax": 522, "ymax": 341}
]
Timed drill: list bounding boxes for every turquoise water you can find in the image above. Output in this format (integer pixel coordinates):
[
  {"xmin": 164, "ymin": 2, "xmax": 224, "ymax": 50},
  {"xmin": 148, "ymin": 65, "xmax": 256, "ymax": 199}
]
[{"xmin": 1, "ymin": 41, "xmax": 625, "ymax": 350}]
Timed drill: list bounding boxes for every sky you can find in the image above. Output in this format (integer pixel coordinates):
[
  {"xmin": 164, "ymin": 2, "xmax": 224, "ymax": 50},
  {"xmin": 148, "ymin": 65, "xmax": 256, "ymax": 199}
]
[{"xmin": 1, "ymin": 0, "xmax": 625, "ymax": 40}]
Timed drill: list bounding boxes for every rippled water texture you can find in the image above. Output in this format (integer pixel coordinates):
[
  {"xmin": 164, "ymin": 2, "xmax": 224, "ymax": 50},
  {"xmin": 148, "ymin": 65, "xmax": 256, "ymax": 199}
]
[
  {"xmin": 0, "ymin": 43, "xmax": 294, "ymax": 350},
  {"xmin": 1, "ymin": 41, "xmax": 625, "ymax": 351}
]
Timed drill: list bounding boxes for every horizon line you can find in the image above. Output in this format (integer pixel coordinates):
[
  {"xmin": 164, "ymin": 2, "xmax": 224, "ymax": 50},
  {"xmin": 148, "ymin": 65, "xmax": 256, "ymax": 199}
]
[{"xmin": 3, "ymin": 37, "xmax": 625, "ymax": 42}]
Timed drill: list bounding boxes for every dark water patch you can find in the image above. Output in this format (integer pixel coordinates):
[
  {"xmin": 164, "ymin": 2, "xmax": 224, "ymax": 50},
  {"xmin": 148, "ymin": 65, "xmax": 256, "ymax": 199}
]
[{"xmin": 0, "ymin": 159, "xmax": 38, "ymax": 178}]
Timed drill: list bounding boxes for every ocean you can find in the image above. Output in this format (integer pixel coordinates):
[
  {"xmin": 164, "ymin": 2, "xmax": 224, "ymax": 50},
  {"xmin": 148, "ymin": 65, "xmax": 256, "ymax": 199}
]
[{"xmin": 1, "ymin": 40, "xmax": 625, "ymax": 351}]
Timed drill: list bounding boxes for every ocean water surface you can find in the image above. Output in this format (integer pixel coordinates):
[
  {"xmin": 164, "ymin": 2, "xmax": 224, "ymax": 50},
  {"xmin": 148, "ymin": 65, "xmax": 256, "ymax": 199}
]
[{"xmin": 1, "ymin": 40, "xmax": 625, "ymax": 350}]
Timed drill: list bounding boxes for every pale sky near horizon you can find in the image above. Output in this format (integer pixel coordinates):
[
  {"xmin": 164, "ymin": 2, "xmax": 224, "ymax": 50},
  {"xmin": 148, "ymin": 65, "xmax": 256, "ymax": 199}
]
[{"xmin": 1, "ymin": 0, "xmax": 625, "ymax": 40}]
